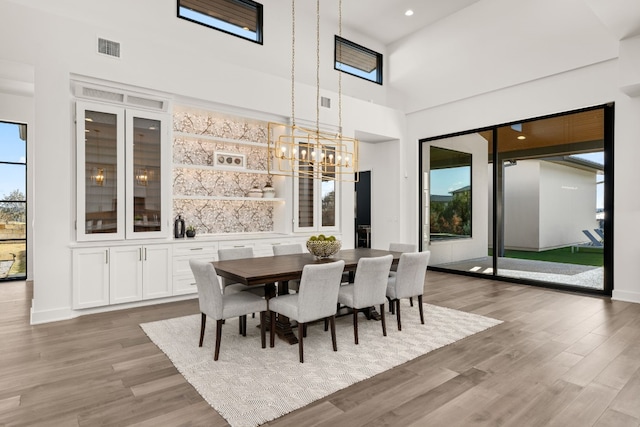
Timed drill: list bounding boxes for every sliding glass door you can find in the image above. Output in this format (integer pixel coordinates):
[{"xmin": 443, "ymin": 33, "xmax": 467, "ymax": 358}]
[{"xmin": 421, "ymin": 105, "xmax": 611, "ymax": 294}]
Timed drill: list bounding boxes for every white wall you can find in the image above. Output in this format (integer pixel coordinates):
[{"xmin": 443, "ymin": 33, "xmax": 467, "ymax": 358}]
[
  {"xmin": 0, "ymin": 0, "xmax": 406, "ymax": 323},
  {"xmin": 503, "ymin": 161, "xmax": 541, "ymax": 250},
  {"xmin": 0, "ymin": 59, "xmax": 34, "ymax": 280},
  {"xmin": 357, "ymin": 139, "xmax": 402, "ymax": 250},
  {"xmin": 539, "ymin": 162, "xmax": 598, "ymax": 250},
  {"xmin": 424, "ymin": 133, "xmax": 488, "ymax": 266}
]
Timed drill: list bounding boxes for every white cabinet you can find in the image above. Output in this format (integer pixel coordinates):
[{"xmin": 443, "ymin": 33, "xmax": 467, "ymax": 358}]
[
  {"xmin": 172, "ymin": 241, "xmax": 218, "ymax": 295},
  {"xmin": 73, "ymin": 247, "xmax": 110, "ymax": 309},
  {"xmin": 73, "ymin": 243, "xmax": 172, "ymax": 309}
]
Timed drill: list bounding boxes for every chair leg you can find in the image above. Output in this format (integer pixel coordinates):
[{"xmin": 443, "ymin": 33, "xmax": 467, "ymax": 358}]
[
  {"xmin": 214, "ymin": 319, "xmax": 223, "ymax": 361},
  {"xmin": 388, "ymin": 296, "xmax": 395, "ymax": 314},
  {"xmin": 410, "ymin": 297, "xmax": 414, "ymax": 307},
  {"xmin": 240, "ymin": 315, "xmax": 247, "ymax": 337},
  {"xmin": 239, "ymin": 315, "xmax": 243, "ymax": 335},
  {"xmin": 324, "ymin": 318, "xmax": 329, "ymax": 331},
  {"xmin": 330, "ymin": 315, "xmax": 337, "ymax": 351},
  {"xmin": 418, "ymin": 295, "xmax": 424, "ymax": 324},
  {"xmin": 303, "ymin": 324, "xmax": 308, "ymax": 338},
  {"xmin": 380, "ymin": 303, "xmax": 387, "ymax": 337},
  {"xmin": 396, "ymin": 299, "xmax": 402, "ymax": 331},
  {"xmin": 260, "ymin": 311, "xmax": 266, "ymax": 349},
  {"xmin": 269, "ymin": 311, "xmax": 276, "ymax": 348},
  {"xmin": 353, "ymin": 308, "xmax": 359, "ymax": 344},
  {"xmin": 298, "ymin": 322, "xmax": 305, "ymax": 363},
  {"xmin": 199, "ymin": 313, "xmax": 206, "ymax": 347}
]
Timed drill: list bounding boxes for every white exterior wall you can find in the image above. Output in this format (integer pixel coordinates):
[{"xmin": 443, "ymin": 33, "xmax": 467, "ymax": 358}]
[
  {"xmin": 503, "ymin": 161, "xmax": 541, "ymax": 250},
  {"xmin": 538, "ymin": 162, "xmax": 598, "ymax": 250}
]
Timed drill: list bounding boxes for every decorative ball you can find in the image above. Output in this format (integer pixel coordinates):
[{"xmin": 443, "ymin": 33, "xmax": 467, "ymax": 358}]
[{"xmin": 306, "ymin": 239, "xmax": 341, "ymax": 258}]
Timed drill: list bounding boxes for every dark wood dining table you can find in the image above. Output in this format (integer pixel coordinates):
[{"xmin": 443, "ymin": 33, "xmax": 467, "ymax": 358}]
[{"xmin": 212, "ymin": 248, "xmax": 402, "ymax": 344}]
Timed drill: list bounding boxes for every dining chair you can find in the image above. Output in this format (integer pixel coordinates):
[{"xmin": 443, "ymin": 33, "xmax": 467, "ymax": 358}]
[
  {"xmin": 388, "ymin": 243, "xmax": 417, "ymax": 308},
  {"xmin": 189, "ymin": 259, "xmax": 267, "ymax": 361},
  {"xmin": 386, "ymin": 251, "xmax": 430, "ymax": 331},
  {"xmin": 218, "ymin": 247, "xmax": 265, "ymax": 332},
  {"xmin": 337, "ymin": 254, "xmax": 393, "ymax": 344},
  {"xmin": 269, "ymin": 260, "xmax": 345, "ymax": 363},
  {"xmin": 272, "ymin": 243, "xmax": 303, "ymax": 293}
]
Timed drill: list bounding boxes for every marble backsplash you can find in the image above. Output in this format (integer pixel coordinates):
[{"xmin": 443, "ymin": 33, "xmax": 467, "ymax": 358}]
[{"xmin": 173, "ymin": 107, "xmax": 275, "ymax": 234}]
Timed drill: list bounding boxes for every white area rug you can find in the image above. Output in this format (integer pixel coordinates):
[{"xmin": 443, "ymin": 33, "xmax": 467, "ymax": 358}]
[{"xmin": 140, "ymin": 301, "xmax": 502, "ymax": 427}]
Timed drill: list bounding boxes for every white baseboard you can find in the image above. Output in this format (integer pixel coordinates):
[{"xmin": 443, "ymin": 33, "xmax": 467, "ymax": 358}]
[
  {"xmin": 612, "ymin": 289, "xmax": 640, "ymax": 304},
  {"xmin": 30, "ymin": 293, "xmax": 198, "ymax": 325},
  {"xmin": 30, "ymin": 305, "xmax": 74, "ymax": 325}
]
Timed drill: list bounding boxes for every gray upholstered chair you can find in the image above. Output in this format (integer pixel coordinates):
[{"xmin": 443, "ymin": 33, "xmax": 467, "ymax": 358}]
[
  {"xmin": 388, "ymin": 243, "xmax": 417, "ymax": 253},
  {"xmin": 386, "ymin": 251, "xmax": 430, "ymax": 331},
  {"xmin": 217, "ymin": 247, "xmax": 255, "ymax": 293},
  {"xmin": 218, "ymin": 247, "xmax": 265, "ymax": 331},
  {"xmin": 337, "ymin": 254, "xmax": 393, "ymax": 344},
  {"xmin": 269, "ymin": 260, "xmax": 345, "ymax": 363},
  {"xmin": 388, "ymin": 242, "xmax": 418, "ymax": 307},
  {"xmin": 189, "ymin": 259, "xmax": 267, "ymax": 361},
  {"xmin": 272, "ymin": 243, "xmax": 303, "ymax": 292}
]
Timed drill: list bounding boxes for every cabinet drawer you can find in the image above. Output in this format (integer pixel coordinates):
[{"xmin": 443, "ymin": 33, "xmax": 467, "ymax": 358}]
[
  {"xmin": 173, "ymin": 243, "xmax": 217, "ymax": 257},
  {"xmin": 173, "ymin": 254, "xmax": 216, "ymax": 276},
  {"xmin": 218, "ymin": 242, "xmax": 255, "ymax": 251},
  {"xmin": 173, "ymin": 275, "xmax": 199, "ymax": 295}
]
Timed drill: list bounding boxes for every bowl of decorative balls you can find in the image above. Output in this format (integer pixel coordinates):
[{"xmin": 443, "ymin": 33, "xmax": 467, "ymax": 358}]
[{"xmin": 306, "ymin": 235, "xmax": 341, "ymax": 259}]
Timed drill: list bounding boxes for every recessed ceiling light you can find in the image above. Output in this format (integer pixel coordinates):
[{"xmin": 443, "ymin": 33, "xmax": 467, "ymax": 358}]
[
  {"xmin": 405, "ymin": 9, "xmax": 414, "ymax": 16},
  {"xmin": 517, "ymin": 135, "xmax": 526, "ymax": 140}
]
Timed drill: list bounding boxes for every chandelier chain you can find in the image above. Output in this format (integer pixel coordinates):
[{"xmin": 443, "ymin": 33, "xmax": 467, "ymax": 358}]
[
  {"xmin": 338, "ymin": 0, "xmax": 342, "ymax": 138},
  {"xmin": 291, "ymin": 0, "xmax": 296, "ymax": 127},
  {"xmin": 315, "ymin": 0, "xmax": 320, "ymax": 135}
]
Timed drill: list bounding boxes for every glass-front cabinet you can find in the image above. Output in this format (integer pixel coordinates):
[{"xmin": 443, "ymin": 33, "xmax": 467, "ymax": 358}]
[
  {"xmin": 76, "ymin": 102, "xmax": 168, "ymax": 241},
  {"xmin": 126, "ymin": 112, "xmax": 167, "ymax": 238}
]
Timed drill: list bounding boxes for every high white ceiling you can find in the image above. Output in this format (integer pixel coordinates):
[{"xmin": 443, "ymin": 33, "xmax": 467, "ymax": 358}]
[{"xmin": 340, "ymin": 0, "xmax": 483, "ymax": 46}]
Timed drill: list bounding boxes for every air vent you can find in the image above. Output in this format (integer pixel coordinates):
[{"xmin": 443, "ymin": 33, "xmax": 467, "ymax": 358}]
[
  {"xmin": 127, "ymin": 95, "xmax": 164, "ymax": 110},
  {"xmin": 81, "ymin": 87, "xmax": 124, "ymax": 103},
  {"xmin": 97, "ymin": 38, "xmax": 121, "ymax": 58},
  {"xmin": 321, "ymin": 96, "xmax": 331, "ymax": 108}
]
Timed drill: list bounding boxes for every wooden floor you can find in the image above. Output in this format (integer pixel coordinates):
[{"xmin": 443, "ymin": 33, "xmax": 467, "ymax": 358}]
[{"xmin": 1, "ymin": 273, "xmax": 640, "ymax": 426}]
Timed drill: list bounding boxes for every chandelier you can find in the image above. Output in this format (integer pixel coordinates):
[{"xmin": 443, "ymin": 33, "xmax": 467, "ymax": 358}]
[{"xmin": 267, "ymin": 0, "xmax": 359, "ymax": 182}]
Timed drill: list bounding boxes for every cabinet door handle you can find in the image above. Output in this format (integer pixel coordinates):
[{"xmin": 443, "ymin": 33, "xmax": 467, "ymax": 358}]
[
  {"xmin": 105, "ymin": 250, "xmax": 109, "ymax": 264},
  {"xmin": 190, "ymin": 282, "xmax": 197, "ymax": 286},
  {"xmin": 190, "ymin": 248, "xmax": 204, "ymax": 251},
  {"xmin": 139, "ymin": 248, "xmax": 142, "ymax": 261},
  {"xmin": 144, "ymin": 248, "xmax": 147, "ymax": 261}
]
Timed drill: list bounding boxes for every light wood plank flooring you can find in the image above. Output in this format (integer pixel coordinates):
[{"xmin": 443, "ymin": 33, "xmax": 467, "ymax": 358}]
[{"xmin": 1, "ymin": 273, "xmax": 639, "ymax": 426}]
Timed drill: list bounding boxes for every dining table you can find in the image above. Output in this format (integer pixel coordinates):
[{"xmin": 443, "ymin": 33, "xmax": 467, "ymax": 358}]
[{"xmin": 212, "ymin": 248, "xmax": 402, "ymax": 344}]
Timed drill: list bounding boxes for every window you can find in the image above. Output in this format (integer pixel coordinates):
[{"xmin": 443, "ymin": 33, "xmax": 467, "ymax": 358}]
[
  {"xmin": 335, "ymin": 36, "xmax": 382, "ymax": 84},
  {"xmin": 294, "ymin": 146, "xmax": 339, "ymax": 232},
  {"xmin": 0, "ymin": 121, "xmax": 27, "ymax": 280},
  {"xmin": 429, "ymin": 146, "xmax": 472, "ymax": 240},
  {"xmin": 178, "ymin": 0, "xmax": 263, "ymax": 44}
]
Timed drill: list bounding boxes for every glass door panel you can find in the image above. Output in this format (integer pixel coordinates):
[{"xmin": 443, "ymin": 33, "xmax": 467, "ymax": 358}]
[
  {"xmin": 495, "ymin": 110, "xmax": 605, "ymax": 290},
  {"xmin": 77, "ymin": 103, "xmax": 125, "ymax": 241},
  {"xmin": 126, "ymin": 110, "xmax": 167, "ymax": 238}
]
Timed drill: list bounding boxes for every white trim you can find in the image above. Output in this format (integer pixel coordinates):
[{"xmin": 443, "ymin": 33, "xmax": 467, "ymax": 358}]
[{"xmin": 612, "ymin": 289, "xmax": 640, "ymax": 304}]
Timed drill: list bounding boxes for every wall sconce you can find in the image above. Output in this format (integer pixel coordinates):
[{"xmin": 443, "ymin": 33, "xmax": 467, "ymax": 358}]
[
  {"xmin": 136, "ymin": 168, "xmax": 149, "ymax": 186},
  {"xmin": 92, "ymin": 167, "xmax": 105, "ymax": 186}
]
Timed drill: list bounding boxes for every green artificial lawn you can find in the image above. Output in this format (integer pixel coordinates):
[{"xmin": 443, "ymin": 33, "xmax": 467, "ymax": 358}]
[{"xmin": 488, "ymin": 246, "xmax": 603, "ymax": 267}]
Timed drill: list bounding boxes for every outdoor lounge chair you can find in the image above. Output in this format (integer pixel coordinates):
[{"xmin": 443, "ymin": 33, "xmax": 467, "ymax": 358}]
[
  {"xmin": 571, "ymin": 230, "xmax": 603, "ymax": 253},
  {"xmin": 594, "ymin": 228, "xmax": 604, "ymax": 240}
]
